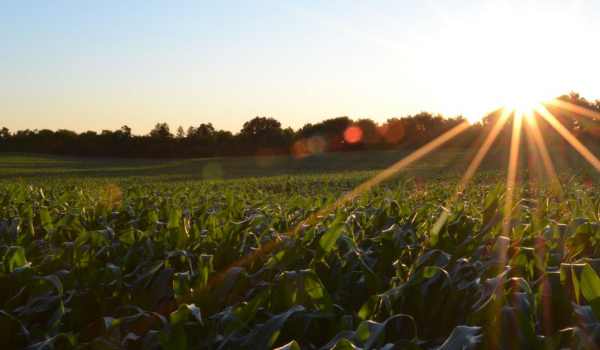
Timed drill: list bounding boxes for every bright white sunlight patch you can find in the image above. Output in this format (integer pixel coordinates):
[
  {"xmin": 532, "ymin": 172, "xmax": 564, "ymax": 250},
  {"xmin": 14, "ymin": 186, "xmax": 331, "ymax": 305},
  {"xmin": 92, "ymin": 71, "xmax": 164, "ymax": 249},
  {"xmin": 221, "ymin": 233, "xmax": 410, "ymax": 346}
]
[{"xmin": 432, "ymin": 1, "xmax": 591, "ymax": 122}]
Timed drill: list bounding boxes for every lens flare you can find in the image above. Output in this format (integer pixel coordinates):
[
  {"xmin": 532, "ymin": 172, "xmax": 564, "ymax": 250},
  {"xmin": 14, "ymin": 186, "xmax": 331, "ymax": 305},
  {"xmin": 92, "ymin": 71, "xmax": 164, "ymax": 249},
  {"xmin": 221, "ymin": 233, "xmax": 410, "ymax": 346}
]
[
  {"xmin": 344, "ymin": 126, "xmax": 363, "ymax": 144},
  {"xmin": 290, "ymin": 140, "xmax": 309, "ymax": 158},
  {"xmin": 378, "ymin": 123, "xmax": 405, "ymax": 143},
  {"xmin": 306, "ymin": 135, "xmax": 327, "ymax": 154}
]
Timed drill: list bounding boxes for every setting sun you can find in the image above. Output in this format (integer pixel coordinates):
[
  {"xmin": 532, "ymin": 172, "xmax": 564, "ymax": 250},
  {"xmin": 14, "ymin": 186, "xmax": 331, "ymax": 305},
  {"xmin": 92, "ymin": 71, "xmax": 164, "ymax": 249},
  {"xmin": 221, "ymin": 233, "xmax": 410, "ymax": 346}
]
[
  {"xmin": 503, "ymin": 88, "xmax": 542, "ymax": 118},
  {"xmin": 432, "ymin": 1, "xmax": 595, "ymax": 123}
]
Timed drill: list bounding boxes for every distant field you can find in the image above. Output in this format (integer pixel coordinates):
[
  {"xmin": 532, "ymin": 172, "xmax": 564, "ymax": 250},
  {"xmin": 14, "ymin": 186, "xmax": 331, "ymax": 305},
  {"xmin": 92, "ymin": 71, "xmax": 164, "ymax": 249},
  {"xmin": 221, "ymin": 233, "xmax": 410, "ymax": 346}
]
[{"xmin": 0, "ymin": 145, "xmax": 592, "ymax": 188}]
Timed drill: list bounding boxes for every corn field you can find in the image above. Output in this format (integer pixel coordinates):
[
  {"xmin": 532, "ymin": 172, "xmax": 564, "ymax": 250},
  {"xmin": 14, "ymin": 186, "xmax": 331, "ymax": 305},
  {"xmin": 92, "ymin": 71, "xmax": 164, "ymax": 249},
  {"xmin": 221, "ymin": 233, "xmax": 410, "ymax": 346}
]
[{"xmin": 3, "ymin": 159, "xmax": 600, "ymax": 349}]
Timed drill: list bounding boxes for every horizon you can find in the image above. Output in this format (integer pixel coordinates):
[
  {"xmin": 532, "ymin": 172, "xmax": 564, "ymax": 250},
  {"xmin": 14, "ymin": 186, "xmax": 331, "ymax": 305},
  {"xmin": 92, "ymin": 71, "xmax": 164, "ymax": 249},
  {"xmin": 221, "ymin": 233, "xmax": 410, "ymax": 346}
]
[
  {"xmin": 2, "ymin": 0, "xmax": 600, "ymax": 135},
  {"xmin": 0, "ymin": 92, "xmax": 595, "ymax": 137}
]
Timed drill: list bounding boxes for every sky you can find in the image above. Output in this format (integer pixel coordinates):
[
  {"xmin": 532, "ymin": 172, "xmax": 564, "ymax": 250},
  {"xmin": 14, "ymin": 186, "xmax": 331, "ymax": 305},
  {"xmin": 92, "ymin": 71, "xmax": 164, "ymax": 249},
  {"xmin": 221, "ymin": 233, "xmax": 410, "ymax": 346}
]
[{"xmin": 1, "ymin": 0, "xmax": 599, "ymax": 135}]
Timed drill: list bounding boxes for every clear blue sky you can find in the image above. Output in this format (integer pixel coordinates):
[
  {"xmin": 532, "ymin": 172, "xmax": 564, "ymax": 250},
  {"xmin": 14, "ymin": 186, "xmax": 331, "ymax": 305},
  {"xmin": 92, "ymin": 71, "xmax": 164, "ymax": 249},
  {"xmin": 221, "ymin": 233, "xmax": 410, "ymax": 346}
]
[{"xmin": 1, "ymin": 0, "xmax": 599, "ymax": 135}]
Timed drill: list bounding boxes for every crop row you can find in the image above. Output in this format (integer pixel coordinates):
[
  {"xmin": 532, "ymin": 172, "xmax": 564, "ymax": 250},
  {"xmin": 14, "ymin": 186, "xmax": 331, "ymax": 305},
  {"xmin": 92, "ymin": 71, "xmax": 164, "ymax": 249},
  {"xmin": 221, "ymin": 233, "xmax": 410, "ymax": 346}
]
[{"xmin": 2, "ymin": 172, "xmax": 600, "ymax": 349}]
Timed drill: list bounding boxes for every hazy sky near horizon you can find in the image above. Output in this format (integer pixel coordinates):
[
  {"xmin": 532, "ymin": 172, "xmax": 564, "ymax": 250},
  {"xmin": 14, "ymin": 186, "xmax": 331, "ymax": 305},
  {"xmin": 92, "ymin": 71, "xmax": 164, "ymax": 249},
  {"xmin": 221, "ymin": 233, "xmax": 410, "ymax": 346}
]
[{"xmin": 1, "ymin": 0, "xmax": 600, "ymax": 135}]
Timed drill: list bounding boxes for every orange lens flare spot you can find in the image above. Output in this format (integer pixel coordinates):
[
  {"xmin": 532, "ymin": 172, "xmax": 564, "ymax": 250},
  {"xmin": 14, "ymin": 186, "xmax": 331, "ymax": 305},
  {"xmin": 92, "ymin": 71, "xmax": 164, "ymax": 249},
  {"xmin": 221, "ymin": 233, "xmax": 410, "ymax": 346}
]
[
  {"xmin": 306, "ymin": 135, "xmax": 327, "ymax": 154},
  {"xmin": 290, "ymin": 140, "xmax": 309, "ymax": 158},
  {"xmin": 377, "ymin": 123, "xmax": 405, "ymax": 143},
  {"xmin": 344, "ymin": 126, "xmax": 362, "ymax": 143}
]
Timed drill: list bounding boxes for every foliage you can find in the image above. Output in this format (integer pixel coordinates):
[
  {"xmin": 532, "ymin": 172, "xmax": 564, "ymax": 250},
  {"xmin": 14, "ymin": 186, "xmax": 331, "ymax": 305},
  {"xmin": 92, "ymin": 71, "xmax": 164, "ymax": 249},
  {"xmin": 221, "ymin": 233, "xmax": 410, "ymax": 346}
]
[
  {"xmin": 3, "ymin": 150, "xmax": 600, "ymax": 348},
  {"xmin": 3, "ymin": 92, "xmax": 598, "ymax": 158}
]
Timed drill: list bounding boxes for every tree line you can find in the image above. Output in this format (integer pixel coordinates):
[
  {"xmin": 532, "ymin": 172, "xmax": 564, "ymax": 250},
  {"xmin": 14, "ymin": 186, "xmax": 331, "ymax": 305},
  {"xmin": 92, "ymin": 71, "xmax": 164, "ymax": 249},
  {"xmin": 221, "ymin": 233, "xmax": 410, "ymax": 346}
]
[{"xmin": 1, "ymin": 92, "xmax": 599, "ymax": 159}]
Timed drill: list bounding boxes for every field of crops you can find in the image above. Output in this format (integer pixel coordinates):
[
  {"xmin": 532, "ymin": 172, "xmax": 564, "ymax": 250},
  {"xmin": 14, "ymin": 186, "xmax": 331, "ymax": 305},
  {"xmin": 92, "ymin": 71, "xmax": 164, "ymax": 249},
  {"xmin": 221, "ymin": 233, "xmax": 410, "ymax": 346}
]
[{"xmin": 3, "ymin": 150, "xmax": 600, "ymax": 349}]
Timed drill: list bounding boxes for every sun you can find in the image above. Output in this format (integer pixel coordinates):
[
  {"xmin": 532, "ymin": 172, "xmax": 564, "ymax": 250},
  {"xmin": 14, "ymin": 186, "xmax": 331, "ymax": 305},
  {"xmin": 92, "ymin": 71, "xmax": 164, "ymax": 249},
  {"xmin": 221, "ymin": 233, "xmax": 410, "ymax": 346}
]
[
  {"xmin": 502, "ymin": 87, "xmax": 542, "ymax": 118},
  {"xmin": 430, "ymin": 1, "xmax": 586, "ymax": 124}
]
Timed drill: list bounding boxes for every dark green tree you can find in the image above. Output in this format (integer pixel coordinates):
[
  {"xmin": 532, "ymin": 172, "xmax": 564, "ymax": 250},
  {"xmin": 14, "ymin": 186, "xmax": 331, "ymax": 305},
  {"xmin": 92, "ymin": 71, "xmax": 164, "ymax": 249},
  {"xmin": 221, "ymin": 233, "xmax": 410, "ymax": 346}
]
[{"xmin": 149, "ymin": 123, "xmax": 172, "ymax": 139}]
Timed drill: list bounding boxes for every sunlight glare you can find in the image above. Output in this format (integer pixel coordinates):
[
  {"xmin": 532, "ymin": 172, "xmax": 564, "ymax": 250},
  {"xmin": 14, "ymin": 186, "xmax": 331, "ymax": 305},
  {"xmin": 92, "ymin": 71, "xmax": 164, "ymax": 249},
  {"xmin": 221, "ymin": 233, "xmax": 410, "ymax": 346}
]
[
  {"xmin": 523, "ymin": 109, "xmax": 558, "ymax": 181},
  {"xmin": 459, "ymin": 107, "xmax": 512, "ymax": 188},
  {"xmin": 504, "ymin": 90, "xmax": 539, "ymax": 118},
  {"xmin": 501, "ymin": 109, "xmax": 523, "ymax": 241},
  {"xmin": 507, "ymin": 109, "xmax": 524, "ymax": 189},
  {"xmin": 432, "ymin": 1, "xmax": 588, "ymax": 122},
  {"xmin": 534, "ymin": 103, "xmax": 600, "ymax": 172},
  {"xmin": 548, "ymin": 98, "xmax": 600, "ymax": 121}
]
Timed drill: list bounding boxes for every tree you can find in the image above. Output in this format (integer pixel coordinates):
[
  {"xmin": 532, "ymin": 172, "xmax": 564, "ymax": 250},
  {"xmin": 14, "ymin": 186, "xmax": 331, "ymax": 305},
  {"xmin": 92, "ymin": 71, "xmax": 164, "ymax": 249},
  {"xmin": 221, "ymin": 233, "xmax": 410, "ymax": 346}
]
[
  {"xmin": 197, "ymin": 123, "xmax": 216, "ymax": 137},
  {"xmin": 380, "ymin": 118, "xmax": 406, "ymax": 144},
  {"xmin": 0, "ymin": 127, "xmax": 9, "ymax": 151},
  {"xmin": 186, "ymin": 126, "xmax": 196, "ymax": 137},
  {"xmin": 149, "ymin": 123, "xmax": 172, "ymax": 139},
  {"xmin": 184, "ymin": 123, "xmax": 218, "ymax": 158},
  {"xmin": 411, "ymin": 111, "xmax": 444, "ymax": 132},
  {"xmin": 3, "ymin": 90, "xmax": 599, "ymax": 158},
  {"xmin": 238, "ymin": 117, "xmax": 288, "ymax": 155},
  {"xmin": 176, "ymin": 125, "xmax": 185, "ymax": 139},
  {"xmin": 354, "ymin": 118, "xmax": 381, "ymax": 145},
  {"xmin": 300, "ymin": 116, "xmax": 353, "ymax": 138},
  {"xmin": 214, "ymin": 130, "xmax": 235, "ymax": 156},
  {"xmin": 0, "ymin": 127, "xmax": 9, "ymax": 139},
  {"xmin": 240, "ymin": 117, "xmax": 281, "ymax": 137},
  {"xmin": 298, "ymin": 116, "xmax": 353, "ymax": 152},
  {"xmin": 120, "ymin": 125, "xmax": 132, "ymax": 138}
]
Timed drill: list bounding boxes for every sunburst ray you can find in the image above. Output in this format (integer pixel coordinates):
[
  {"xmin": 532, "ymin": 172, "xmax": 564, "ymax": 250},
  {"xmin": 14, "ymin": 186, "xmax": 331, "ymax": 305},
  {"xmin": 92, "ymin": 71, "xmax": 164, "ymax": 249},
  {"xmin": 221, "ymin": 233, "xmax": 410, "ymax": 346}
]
[
  {"xmin": 548, "ymin": 98, "xmax": 600, "ymax": 121},
  {"xmin": 502, "ymin": 108, "xmax": 524, "ymax": 239},
  {"xmin": 460, "ymin": 107, "xmax": 512, "ymax": 189},
  {"xmin": 523, "ymin": 109, "xmax": 562, "ymax": 200},
  {"xmin": 534, "ymin": 103, "xmax": 600, "ymax": 172}
]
